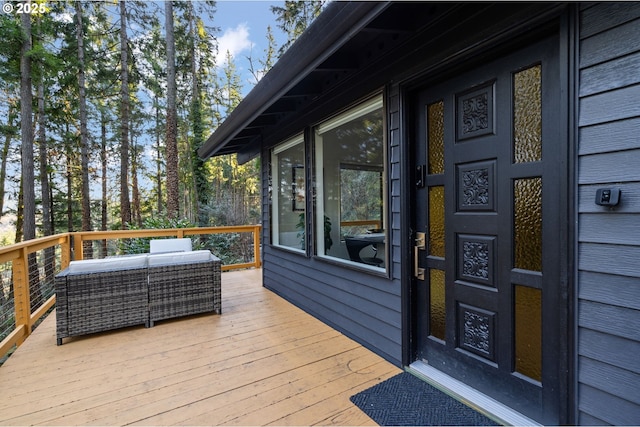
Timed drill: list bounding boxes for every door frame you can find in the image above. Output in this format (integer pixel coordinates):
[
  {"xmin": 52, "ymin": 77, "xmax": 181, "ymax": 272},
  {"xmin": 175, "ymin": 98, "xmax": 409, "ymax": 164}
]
[{"xmin": 397, "ymin": 10, "xmax": 578, "ymax": 425}]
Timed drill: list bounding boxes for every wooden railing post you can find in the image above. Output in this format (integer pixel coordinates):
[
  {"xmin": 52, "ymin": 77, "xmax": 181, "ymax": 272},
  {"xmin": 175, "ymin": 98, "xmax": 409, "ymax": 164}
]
[
  {"xmin": 13, "ymin": 248, "xmax": 31, "ymax": 346},
  {"xmin": 60, "ymin": 235, "xmax": 71, "ymax": 269},
  {"xmin": 254, "ymin": 225, "xmax": 262, "ymax": 268},
  {"xmin": 74, "ymin": 233, "xmax": 84, "ymax": 260}
]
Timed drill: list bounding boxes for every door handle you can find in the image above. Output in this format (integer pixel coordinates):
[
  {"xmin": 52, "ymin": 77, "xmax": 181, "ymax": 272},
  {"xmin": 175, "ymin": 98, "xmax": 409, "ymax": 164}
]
[{"xmin": 414, "ymin": 232, "xmax": 425, "ymax": 280}]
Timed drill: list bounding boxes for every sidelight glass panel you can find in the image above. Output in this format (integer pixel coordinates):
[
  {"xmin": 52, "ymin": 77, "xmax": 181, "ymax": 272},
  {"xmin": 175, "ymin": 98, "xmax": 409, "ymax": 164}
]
[
  {"xmin": 513, "ymin": 65, "xmax": 542, "ymax": 163},
  {"xmin": 430, "ymin": 269, "xmax": 446, "ymax": 340},
  {"xmin": 514, "ymin": 285, "xmax": 542, "ymax": 382},
  {"xmin": 429, "ymin": 186, "xmax": 445, "ymax": 257},
  {"xmin": 427, "ymin": 101, "xmax": 444, "ymax": 175},
  {"xmin": 514, "ymin": 178, "xmax": 542, "ymax": 271}
]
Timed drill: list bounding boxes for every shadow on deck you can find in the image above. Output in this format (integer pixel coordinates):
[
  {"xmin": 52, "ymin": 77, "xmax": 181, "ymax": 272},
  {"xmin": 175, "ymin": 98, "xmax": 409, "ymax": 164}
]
[{"xmin": 0, "ymin": 269, "xmax": 401, "ymax": 426}]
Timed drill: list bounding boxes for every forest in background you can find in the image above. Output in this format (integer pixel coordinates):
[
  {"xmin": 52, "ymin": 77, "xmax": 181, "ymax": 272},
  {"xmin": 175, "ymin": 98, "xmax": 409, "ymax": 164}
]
[{"xmin": 0, "ymin": 0, "xmax": 325, "ymax": 245}]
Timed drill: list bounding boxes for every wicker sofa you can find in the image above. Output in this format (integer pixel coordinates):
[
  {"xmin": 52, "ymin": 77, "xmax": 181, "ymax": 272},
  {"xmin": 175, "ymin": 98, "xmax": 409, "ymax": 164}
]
[
  {"xmin": 147, "ymin": 250, "xmax": 221, "ymax": 327},
  {"xmin": 55, "ymin": 247, "xmax": 221, "ymax": 345}
]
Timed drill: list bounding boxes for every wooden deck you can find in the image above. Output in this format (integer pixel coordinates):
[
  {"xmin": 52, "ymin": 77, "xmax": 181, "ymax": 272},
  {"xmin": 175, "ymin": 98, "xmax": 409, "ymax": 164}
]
[{"xmin": 0, "ymin": 269, "xmax": 401, "ymax": 426}]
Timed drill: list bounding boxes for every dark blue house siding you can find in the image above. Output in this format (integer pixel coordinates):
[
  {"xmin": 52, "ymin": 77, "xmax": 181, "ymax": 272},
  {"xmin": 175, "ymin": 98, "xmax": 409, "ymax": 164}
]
[
  {"xmin": 577, "ymin": 3, "xmax": 640, "ymax": 425},
  {"xmin": 259, "ymin": 86, "xmax": 404, "ymax": 366}
]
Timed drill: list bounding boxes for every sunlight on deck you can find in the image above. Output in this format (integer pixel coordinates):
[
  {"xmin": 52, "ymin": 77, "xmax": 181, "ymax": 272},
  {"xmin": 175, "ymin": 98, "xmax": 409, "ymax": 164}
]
[{"xmin": 0, "ymin": 269, "xmax": 400, "ymax": 426}]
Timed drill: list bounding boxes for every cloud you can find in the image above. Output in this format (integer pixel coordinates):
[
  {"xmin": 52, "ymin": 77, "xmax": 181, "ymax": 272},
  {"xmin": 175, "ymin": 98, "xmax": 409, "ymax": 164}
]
[{"xmin": 217, "ymin": 23, "xmax": 253, "ymax": 65}]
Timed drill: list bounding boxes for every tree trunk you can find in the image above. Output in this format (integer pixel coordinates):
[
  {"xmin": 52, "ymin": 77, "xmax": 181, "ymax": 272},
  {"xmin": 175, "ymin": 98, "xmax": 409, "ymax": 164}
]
[
  {"xmin": 14, "ymin": 184, "xmax": 23, "ymax": 243},
  {"xmin": 188, "ymin": 3, "xmax": 208, "ymax": 227},
  {"xmin": 76, "ymin": 0, "xmax": 93, "ymax": 257},
  {"xmin": 119, "ymin": 0, "xmax": 132, "ymax": 228},
  {"xmin": 165, "ymin": 0, "xmax": 179, "ymax": 219},
  {"xmin": 20, "ymin": 11, "xmax": 35, "ymax": 242},
  {"xmin": 38, "ymin": 63, "xmax": 54, "ymax": 284},
  {"xmin": 100, "ymin": 109, "xmax": 108, "ymax": 256},
  {"xmin": 20, "ymin": 10, "xmax": 39, "ymax": 310},
  {"xmin": 155, "ymin": 95, "xmax": 162, "ymax": 215},
  {"xmin": 0, "ymin": 105, "xmax": 16, "ymax": 218},
  {"xmin": 131, "ymin": 142, "xmax": 142, "ymax": 227},
  {"xmin": 65, "ymin": 124, "xmax": 74, "ymax": 232}
]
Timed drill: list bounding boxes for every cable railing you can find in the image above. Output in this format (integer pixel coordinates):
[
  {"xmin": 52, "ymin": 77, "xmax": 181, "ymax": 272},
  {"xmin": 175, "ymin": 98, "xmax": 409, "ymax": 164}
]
[{"xmin": 0, "ymin": 225, "xmax": 262, "ymax": 362}]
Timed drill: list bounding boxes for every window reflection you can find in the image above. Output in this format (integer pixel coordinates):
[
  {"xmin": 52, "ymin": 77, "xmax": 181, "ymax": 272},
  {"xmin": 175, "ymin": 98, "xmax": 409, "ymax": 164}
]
[
  {"xmin": 271, "ymin": 136, "xmax": 306, "ymax": 251},
  {"xmin": 315, "ymin": 96, "xmax": 386, "ymax": 269}
]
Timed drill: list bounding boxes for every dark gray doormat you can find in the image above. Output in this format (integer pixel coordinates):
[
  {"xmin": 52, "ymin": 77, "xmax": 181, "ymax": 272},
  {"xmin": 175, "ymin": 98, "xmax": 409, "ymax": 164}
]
[{"xmin": 350, "ymin": 372, "xmax": 501, "ymax": 426}]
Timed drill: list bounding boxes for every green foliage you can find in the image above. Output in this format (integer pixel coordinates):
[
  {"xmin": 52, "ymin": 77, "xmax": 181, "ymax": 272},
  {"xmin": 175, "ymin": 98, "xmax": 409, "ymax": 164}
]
[
  {"xmin": 0, "ymin": 13, "xmax": 22, "ymax": 81},
  {"xmin": 118, "ymin": 217, "xmax": 198, "ymax": 254},
  {"xmin": 204, "ymin": 233, "xmax": 245, "ymax": 265},
  {"xmin": 271, "ymin": 0, "xmax": 325, "ymax": 55},
  {"xmin": 296, "ymin": 213, "xmax": 333, "ymax": 253}
]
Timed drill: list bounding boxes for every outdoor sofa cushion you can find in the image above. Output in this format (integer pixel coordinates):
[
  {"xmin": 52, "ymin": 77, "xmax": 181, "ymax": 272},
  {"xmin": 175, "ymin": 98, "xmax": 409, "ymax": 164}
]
[
  {"xmin": 149, "ymin": 238, "xmax": 192, "ymax": 253},
  {"xmin": 146, "ymin": 249, "xmax": 214, "ymax": 266},
  {"xmin": 66, "ymin": 254, "xmax": 148, "ymax": 273}
]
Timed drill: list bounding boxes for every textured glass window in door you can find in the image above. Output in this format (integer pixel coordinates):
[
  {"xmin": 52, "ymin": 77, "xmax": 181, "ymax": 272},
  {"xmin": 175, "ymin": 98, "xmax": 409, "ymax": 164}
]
[
  {"xmin": 429, "ymin": 186, "xmax": 445, "ymax": 257},
  {"xmin": 514, "ymin": 178, "xmax": 542, "ymax": 271},
  {"xmin": 514, "ymin": 285, "xmax": 542, "ymax": 381},
  {"xmin": 427, "ymin": 101, "xmax": 444, "ymax": 175},
  {"xmin": 430, "ymin": 268, "xmax": 446, "ymax": 340},
  {"xmin": 513, "ymin": 65, "xmax": 542, "ymax": 163}
]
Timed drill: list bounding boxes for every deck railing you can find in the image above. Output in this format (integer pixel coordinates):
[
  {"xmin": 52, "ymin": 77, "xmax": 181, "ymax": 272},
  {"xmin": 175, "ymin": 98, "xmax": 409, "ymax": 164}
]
[{"xmin": 0, "ymin": 225, "xmax": 262, "ymax": 360}]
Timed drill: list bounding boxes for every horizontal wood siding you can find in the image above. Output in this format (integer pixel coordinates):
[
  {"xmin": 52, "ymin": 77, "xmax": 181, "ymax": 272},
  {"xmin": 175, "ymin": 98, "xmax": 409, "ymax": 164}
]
[
  {"xmin": 260, "ymin": 87, "xmax": 403, "ymax": 366},
  {"xmin": 577, "ymin": 3, "xmax": 640, "ymax": 425},
  {"xmin": 263, "ymin": 249, "xmax": 401, "ymax": 365}
]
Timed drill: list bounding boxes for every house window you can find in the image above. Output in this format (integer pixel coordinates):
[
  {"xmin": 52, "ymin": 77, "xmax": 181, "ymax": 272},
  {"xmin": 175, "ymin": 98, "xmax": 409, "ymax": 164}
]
[
  {"xmin": 314, "ymin": 95, "xmax": 386, "ymax": 269},
  {"xmin": 271, "ymin": 135, "xmax": 306, "ymax": 251}
]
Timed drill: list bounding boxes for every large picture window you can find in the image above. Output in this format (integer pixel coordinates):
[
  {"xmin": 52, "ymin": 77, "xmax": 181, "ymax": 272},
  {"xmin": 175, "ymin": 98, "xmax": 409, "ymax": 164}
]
[
  {"xmin": 271, "ymin": 135, "xmax": 305, "ymax": 251},
  {"xmin": 314, "ymin": 95, "xmax": 386, "ymax": 269}
]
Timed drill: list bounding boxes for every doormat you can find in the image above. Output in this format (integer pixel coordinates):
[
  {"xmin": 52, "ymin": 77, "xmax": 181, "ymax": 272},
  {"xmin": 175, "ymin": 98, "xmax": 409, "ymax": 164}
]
[{"xmin": 350, "ymin": 372, "xmax": 500, "ymax": 426}]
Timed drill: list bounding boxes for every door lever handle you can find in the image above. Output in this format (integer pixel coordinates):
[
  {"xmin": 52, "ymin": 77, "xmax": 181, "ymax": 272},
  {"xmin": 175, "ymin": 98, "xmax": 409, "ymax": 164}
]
[{"xmin": 414, "ymin": 232, "xmax": 426, "ymax": 280}]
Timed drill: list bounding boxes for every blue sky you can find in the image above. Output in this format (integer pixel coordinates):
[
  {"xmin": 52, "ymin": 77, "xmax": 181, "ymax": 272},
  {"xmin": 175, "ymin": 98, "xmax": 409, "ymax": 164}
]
[{"xmin": 214, "ymin": 1, "xmax": 287, "ymax": 92}]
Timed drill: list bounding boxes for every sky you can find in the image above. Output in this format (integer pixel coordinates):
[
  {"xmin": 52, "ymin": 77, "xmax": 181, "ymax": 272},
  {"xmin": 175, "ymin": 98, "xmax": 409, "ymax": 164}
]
[{"xmin": 213, "ymin": 1, "xmax": 287, "ymax": 93}]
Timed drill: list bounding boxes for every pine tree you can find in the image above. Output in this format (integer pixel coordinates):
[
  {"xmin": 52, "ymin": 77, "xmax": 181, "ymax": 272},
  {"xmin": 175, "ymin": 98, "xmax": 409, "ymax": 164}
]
[
  {"xmin": 119, "ymin": 0, "xmax": 132, "ymax": 227},
  {"xmin": 247, "ymin": 25, "xmax": 278, "ymax": 84},
  {"xmin": 165, "ymin": 0, "xmax": 179, "ymax": 219},
  {"xmin": 271, "ymin": 0, "xmax": 325, "ymax": 56},
  {"xmin": 20, "ymin": 11, "xmax": 35, "ymax": 242},
  {"xmin": 75, "ymin": 1, "xmax": 93, "ymax": 259}
]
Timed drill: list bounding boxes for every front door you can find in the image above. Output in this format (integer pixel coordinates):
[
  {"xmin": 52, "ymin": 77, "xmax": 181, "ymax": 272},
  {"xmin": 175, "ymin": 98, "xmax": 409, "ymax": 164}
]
[{"xmin": 412, "ymin": 36, "xmax": 567, "ymax": 424}]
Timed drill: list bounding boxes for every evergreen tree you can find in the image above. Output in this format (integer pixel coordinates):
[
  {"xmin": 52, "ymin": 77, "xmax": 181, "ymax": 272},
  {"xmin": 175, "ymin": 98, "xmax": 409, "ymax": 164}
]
[
  {"xmin": 20, "ymin": 10, "xmax": 35, "ymax": 242},
  {"xmin": 119, "ymin": 0, "xmax": 132, "ymax": 227},
  {"xmin": 0, "ymin": 0, "xmax": 269, "ymax": 240},
  {"xmin": 164, "ymin": 0, "xmax": 179, "ymax": 219},
  {"xmin": 75, "ymin": 1, "xmax": 92, "ymax": 251},
  {"xmin": 271, "ymin": 0, "xmax": 325, "ymax": 56},
  {"xmin": 247, "ymin": 25, "xmax": 278, "ymax": 84}
]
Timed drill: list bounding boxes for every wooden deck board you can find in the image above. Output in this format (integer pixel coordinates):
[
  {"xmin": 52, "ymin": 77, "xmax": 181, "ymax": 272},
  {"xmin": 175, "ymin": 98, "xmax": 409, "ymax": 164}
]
[{"xmin": 0, "ymin": 269, "xmax": 401, "ymax": 426}]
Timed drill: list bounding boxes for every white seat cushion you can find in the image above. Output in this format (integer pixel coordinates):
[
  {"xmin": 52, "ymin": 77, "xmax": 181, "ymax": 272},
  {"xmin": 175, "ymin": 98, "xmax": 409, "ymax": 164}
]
[
  {"xmin": 147, "ymin": 250, "xmax": 213, "ymax": 266},
  {"xmin": 149, "ymin": 238, "xmax": 193, "ymax": 254},
  {"xmin": 68, "ymin": 254, "xmax": 148, "ymax": 273}
]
